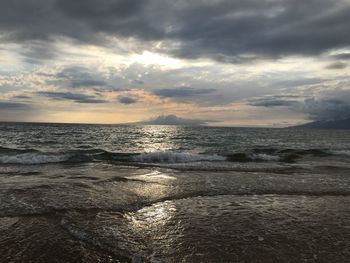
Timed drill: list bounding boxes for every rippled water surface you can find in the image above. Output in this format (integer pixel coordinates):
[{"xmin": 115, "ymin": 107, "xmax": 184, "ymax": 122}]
[{"xmin": 0, "ymin": 123, "xmax": 349, "ymax": 262}]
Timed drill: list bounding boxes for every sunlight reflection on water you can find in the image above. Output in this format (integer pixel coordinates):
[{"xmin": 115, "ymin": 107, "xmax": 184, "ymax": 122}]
[
  {"xmin": 138, "ymin": 125, "xmax": 185, "ymax": 153},
  {"xmin": 129, "ymin": 201, "xmax": 177, "ymax": 229}
]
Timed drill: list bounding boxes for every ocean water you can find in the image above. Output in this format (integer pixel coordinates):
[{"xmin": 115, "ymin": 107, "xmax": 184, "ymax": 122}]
[{"xmin": 0, "ymin": 123, "xmax": 349, "ymax": 262}]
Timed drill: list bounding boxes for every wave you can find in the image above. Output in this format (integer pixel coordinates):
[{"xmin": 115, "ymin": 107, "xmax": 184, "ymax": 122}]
[
  {"xmin": 132, "ymin": 151, "xmax": 225, "ymax": 163},
  {"xmin": 0, "ymin": 150, "xmax": 225, "ymax": 165},
  {"xmin": 0, "ymin": 146, "xmax": 80, "ymax": 165},
  {"xmin": 226, "ymin": 152, "xmax": 281, "ymax": 162},
  {"xmin": 0, "ymin": 146, "xmax": 349, "ymax": 165},
  {"xmin": 251, "ymin": 153, "xmax": 281, "ymax": 161},
  {"xmin": 329, "ymin": 150, "xmax": 350, "ymax": 156},
  {"xmin": 0, "ymin": 152, "xmax": 70, "ymax": 165}
]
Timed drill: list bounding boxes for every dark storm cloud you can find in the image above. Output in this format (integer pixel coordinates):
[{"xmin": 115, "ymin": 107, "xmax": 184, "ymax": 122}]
[
  {"xmin": 118, "ymin": 96, "xmax": 137, "ymax": 104},
  {"xmin": 0, "ymin": 102, "xmax": 31, "ymax": 110},
  {"xmin": 326, "ymin": 62, "xmax": 347, "ymax": 69},
  {"xmin": 1, "ymin": 0, "xmax": 350, "ymax": 62},
  {"xmin": 37, "ymin": 91, "xmax": 107, "ymax": 103},
  {"xmin": 154, "ymin": 87, "xmax": 216, "ymax": 98}
]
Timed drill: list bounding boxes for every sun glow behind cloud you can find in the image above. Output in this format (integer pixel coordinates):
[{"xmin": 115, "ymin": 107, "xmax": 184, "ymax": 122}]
[{"xmin": 131, "ymin": 52, "xmax": 183, "ymax": 69}]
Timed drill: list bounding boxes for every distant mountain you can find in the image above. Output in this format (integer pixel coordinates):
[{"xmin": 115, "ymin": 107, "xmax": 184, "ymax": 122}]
[{"xmin": 292, "ymin": 117, "xmax": 350, "ymax": 129}]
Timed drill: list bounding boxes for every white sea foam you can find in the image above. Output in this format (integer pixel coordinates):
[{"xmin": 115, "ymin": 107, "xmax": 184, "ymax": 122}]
[
  {"xmin": 329, "ymin": 150, "xmax": 350, "ymax": 156},
  {"xmin": 0, "ymin": 153, "xmax": 70, "ymax": 164},
  {"xmin": 132, "ymin": 151, "xmax": 226, "ymax": 163},
  {"xmin": 250, "ymin": 153, "xmax": 281, "ymax": 161},
  {"xmin": 154, "ymin": 161, "xmax": 287, "ymax": 171}
]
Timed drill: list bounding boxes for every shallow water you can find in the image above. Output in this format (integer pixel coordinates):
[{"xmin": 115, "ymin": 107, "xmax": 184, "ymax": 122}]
[{"xmin": 0, "ymin": 123, "xmax": 349, "ymax": 262}]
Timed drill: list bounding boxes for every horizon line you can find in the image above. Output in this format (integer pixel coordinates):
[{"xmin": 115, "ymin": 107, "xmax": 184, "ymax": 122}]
[{"xmin": 0, "ymin": 120, "xmax": 295, "ymax": 129}]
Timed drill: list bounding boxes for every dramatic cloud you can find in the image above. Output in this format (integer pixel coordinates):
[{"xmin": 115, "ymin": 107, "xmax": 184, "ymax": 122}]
[
  {"xmin": 1, "ymin": 0, "xmax": 350, "ymax": 62},
  {"xmin": 118, "ymin": 96, "xmax": 137, "ymax": 104},
  {"xmin": 1, "ymin": 0, "xmax": 350, "ymax": 125},
  {"xmin": 139, "ymin": 115, "xmax": 210, "ymax": 126},
  {"xmin": 37, "ymin": 92, "xmax": 107, "ymax": 104}
]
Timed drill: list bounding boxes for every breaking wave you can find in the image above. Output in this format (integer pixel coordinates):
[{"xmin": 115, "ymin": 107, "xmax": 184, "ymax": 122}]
[
  {"xmin": 132, "ymin": 151, "xmax": 225, "ymax": 163},
  {"xmin": 329, "ymin": 150, "xmax": 350, "ymax": 156},
  {"xmin": 0, "ymin": 146, "xmax": 349, "ymax": 165}
]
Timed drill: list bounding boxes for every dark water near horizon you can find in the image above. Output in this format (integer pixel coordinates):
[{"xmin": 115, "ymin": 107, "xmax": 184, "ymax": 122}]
[{"xmin": 0, "ymin": 123, "xmax": 349, "ymax": 262}]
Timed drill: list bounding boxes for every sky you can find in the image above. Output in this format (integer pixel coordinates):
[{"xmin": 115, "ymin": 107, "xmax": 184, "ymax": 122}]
[{"xmin": 0, "ymin": 0, "xmax": 350, "ymax": 127}]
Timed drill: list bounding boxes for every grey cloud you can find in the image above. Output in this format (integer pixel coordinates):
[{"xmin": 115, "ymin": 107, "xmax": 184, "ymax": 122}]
[
  {"xmin": 71, "ymin": 79, "xmax": 107, "ymax": 88},
  {"xmin": 19, "ymin": 41, "xmax": 59, "ymax": 64},
  {"xmin": 251, "ymin": 91, "xmax": 350, "ymax": 121},
  {"xmin": 154, "ymin": 87, "xmax": 216, "ymax": 98},
  {"xmin": 163, "ymin": 0, "xmax": 350, "ymax": 61},
  {"xmin": 57, "ymin": 66, "xmax": 94, "ymax": 79},
  {"xmin": 301, "ymin": 97, "xmax": 350, "ymax": 121},
  {"xmin": 55, "ymin": 0, "xmax": 145, "ymax": 20},
  {"xmin": 54, "ymin": 66, "xmax": 107, "ymax": 88},
  {"xmin": 272, "ymin": 95, "xmax": 305, "ymax": 99},
  {"xmin": 0, "ymin": 101, "xmax": 31, "ymax": 110},
  {"xmin": 118, "ymin": 96, "xmax": 137, "ymax": 104},
  {"xmin": 139, "ymin": 115, "xmax": 210, "ymax": 126},
  {"xmin": 273, "ymin": 78, "xmax": 325, "ymax": 88},
  {"xmin": 12, "ymin": 95, "xmax": 31, "ymax": 99},
  {"xmin": 326, "ymin": 62, "xmax": 347, "ymax": 69},
  {"xmin": 1, "ymin": 0, "xmax": 350, "ymax": 63},
  {"xmin": 132, "ymin": 79, "xmax": 144, "ymax": 85},
  {"xmin": 0, "ymin": 0, "xmax": 156, "ymax": 45},
  {"xmin": 49, "ymin": 66, "xmax": 131, "ymax": 92},
  {"xmin": 333, "ymin": 53, "xmax": 350, "ymax": 60},
  {"xmin": 249, "ymin": 98, "xmax": 298, "ymax": 107},
  {"xmin": 37, "ymin": 91, "xmax": 107, "ymax": 103},
  {"xmin": 0, "ymin": 83, "xmax": 22, "ymax": 93}
]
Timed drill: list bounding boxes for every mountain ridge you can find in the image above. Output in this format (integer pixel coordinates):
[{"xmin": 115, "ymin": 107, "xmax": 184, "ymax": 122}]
[{"xmin": 291, "ymin": 117, "xmax": 350, "ymax": 129}]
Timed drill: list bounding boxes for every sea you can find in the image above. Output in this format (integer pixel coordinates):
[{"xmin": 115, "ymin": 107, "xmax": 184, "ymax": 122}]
[{"xmin": 0, "ymin": 122, "xmax": 349, "ymax": 262}]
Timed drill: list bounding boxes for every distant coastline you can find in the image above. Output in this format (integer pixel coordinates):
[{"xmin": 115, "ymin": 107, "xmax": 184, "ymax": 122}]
[{"xmin": 290, "ymin": 117, "xmax": 350, "ymax": 130}]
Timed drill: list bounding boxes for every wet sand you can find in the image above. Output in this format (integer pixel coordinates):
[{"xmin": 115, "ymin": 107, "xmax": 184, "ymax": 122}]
[{"xmin": 1, "ymin": 161, "xmax": 350, "ymax": 262}]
